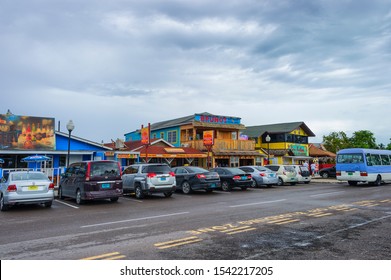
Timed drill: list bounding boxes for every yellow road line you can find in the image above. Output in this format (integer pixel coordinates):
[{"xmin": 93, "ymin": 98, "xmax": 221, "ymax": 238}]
[
  {"xmin": 105, "ymin": 255, "xmax": 127, "ymax": 260},
  {"xmin": 155, "ymin": 236, "xmax": 203, "ymax": 249},
  {"xmin": 226, "ymin": 227, "xmax": 257, "ymax": 235},
  {"xmin": 82, "ymin": 252, "xmax": 122, "ymax": 260},
  {"xmin": 220, "ymin": 226, "xmax": 252, "ymax": 233},
  {"xmin": 267, "ymin": 218, "xmax": 300, "ymax": 225},
  {"xmin": 307, "ymin": 213, "xmax": 333, "ymax": 218}
]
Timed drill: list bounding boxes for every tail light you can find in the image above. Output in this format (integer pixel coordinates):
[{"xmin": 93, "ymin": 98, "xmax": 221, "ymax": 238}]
[
  {"xmin": 247, "ymin": 175, "xmax": 252, "ymax": 179},
  {"xmin": 86, "ymin": 162, "xmax": 91, "ymax": 181},
  {"xmin": 233, "ymin": 175, "xmax": 241, "ymax": 180},
  {"xmin": 169, "ymin": 172, "xmax": 175, "ymax": 177},
  {"xmin": 49, "ymin": 183, "xmax": 55, "ymax": 190},
  {"xmin": 7, "ymin": 185, "xmax": 17, "ymax": 192},
  {"xmin": 360, "ymin": 172, "xmax": 368, "ymax": 177},
  {"xmin": 196, "ymin": 174, "xmax": 206, "ymax": 179},
  {"xmin": 147, "ymin": 173, "xmax": 157, "ymax": 178},
  {"xmin": 336, "ymin": 171, "xmax": 341, "ymax": 177},
  {"xmin": 260, "ymin": 173, "xmax": 266, "ymax": 177}
]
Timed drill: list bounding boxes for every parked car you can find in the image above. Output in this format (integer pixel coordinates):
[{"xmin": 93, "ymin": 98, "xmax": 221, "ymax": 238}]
[
  {"xmin": 319, "ymin": 166, "xmax": 336, "ymax": 178},
  {"xmin": 239, "ymin": 166, "xmax": 278, "ymax": 187},
  {"xmin": 172, "ymin": 166, "xmax": 220, "ymax": 194},
  {"xmin": 209, "ymin": 167, "xmax": 253, "ymax": 191},
  {"xmin": 265, "ymin": 164, "xmax": 298, "ymax": 186},
  {"xmin": 59, "ymin": 160, "xmax": 123, "ymax": 204},
  {"xmin": 292, "ymin": 165, "xmax": 311, "ymax": 184},
  {"xmin": 122, "ymin": 163, "xmax": 176, "ymax": 199},
  {"xmin": 0, "ymin": 171, "xmax": 55, "ymax": 211}
]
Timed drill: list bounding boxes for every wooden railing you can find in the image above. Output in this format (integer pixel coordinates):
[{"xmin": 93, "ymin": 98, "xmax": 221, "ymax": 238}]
[{"xmin": 181, "ymin": 139, "xmax": 255, "ymax": 151}]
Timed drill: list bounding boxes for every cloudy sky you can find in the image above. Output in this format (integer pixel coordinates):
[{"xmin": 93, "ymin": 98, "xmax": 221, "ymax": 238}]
[{"xmin": 1, "ymin": 0, "xmax": 390, "ymax": 145}]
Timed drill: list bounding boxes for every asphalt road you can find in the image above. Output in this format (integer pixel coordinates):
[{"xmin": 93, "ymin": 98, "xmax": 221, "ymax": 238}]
[{"xmin": 1, "ymin": 181, "xmax": 390, "ymax": 260}]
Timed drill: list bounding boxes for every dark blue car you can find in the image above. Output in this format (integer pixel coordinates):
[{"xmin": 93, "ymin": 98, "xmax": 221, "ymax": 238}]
[{"xmin": 172, "ymin": 166, "xmax": 220, "ymax": 194}]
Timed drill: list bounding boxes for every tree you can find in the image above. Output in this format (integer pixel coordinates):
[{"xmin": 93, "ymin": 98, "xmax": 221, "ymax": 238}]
[
  {"xmin": 322, "ymin": 131, "xmax": 350, "ymax": 153},
  {"xmin": 350, "ymin": 130, "xmax": 377, "ymax": 149}
]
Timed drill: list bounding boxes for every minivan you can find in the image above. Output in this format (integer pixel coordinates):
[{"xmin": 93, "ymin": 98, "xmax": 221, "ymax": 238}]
[{"xmin": 59, "ymin": 160, "xmax": 123, "ymax": 204}]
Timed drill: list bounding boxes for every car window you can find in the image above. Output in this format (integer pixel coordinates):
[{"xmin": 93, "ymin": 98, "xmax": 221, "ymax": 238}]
[
  {"xmin": 11, "ymin": 173, "xmax": 49, "ymax": 181},
  {"xmin": 90, "ymin": 162, "xmax": 120, "ymax": 176},
  {"xmin": 300, "ymin": 166, "xmax": 309, "ymax": 172},
  {"xmin": 266, "ymin": 165, "xmax": 279, "ymax": 172},
  {"xmin": 174, "ymin": 167, "xmax": 187, "ymax": 174},
  {"xmin": 187, "ymin": 167, "xmax": 208, "ymax": 173},
  {"xmin": 284, "ymin": 166, "xmax": 295, "ymax": 172},
  {"xmin": 229, "ymin": 168, "xmax": 245, "ymax": 174},
  {"xmin": 239, "ymin": 167, "xmax": 253, "ymax": 172},
  {"xmin": 124, "ymin": 166, "xmax": 138, "ymax": 174},
  {"xmin": 144, "ymin": 165, "xmax": 171, "ymax": 174}
]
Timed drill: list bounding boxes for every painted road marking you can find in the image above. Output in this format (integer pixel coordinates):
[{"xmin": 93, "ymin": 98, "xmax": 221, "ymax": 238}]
[
  {"xmin": 155, "ymin": 236, "xmax": 203, "ymax": 249},
  {"xmin": 229, "ymin": 199, "xmax": 286, "ymax": 208},
  {"xmin": 221, "ymin": 226, "xmax": 257, "ymax": 235},
  {"xmin": 310, "ymin": 191, "xmax": 346, "ymax": 198},
  {"xmin": 82, "ymin": 252, "xmax": 126, "ymax": 260},
  {"xmin": 81, "ymin": 212, "xmax": 189, "ymax": 228},
  {"xmin": 267, "ymin": 218, "xmax": 300, "ymax": 225},
  {"xmin": 54, "ymin": 199, "xmax": 79, "ymax": 209},
  {"xmin": 121, "ymin": 196, "xmax": 144, "ymax": 203}
]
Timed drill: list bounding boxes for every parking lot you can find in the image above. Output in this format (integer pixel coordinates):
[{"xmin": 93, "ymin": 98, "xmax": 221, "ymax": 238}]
[{"xmin": 0, "ymin": 180, "xmax": 390, "ymax": 260}]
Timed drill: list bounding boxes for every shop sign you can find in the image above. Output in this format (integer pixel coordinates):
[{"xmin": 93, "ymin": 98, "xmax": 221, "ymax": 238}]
[
  {"xmin": 290, "ymin": 144, "xmax": 308, "ymax": 156},
  {"xmin": 203, "ymin": 130, "xmax": 214, "ymax": 146},
  {"xmin": 105, "ymin": 151, "xmax": 115, "ymax": 156},
  {"xmin": 117, "ymin": 154, "xmax": 138, "ymax": 159},
  {"xmin": 0, "ymin": 114, "xmax": 55, "ymax": 151},
  {"xmin": 141, "ymin": 126, "xmax": 150, "ymax": 145},
  {"xmin": 195, "ymin": 114, "xmax": 241, "ymax": 125}
]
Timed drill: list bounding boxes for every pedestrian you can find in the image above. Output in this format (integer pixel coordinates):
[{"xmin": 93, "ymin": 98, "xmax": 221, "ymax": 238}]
[
  {"xmin": 310, "ymin": 162, "xmax": 316, "ymax": 176},
  {"xmin": 303, "ymin": 160, "xmax": 309, "ymax": 168}
]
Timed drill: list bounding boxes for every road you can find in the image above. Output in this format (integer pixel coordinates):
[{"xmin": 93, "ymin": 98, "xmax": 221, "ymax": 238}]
[{"xmin": 0, "ymin": 181, "xmax": 390, "ymax": 260}]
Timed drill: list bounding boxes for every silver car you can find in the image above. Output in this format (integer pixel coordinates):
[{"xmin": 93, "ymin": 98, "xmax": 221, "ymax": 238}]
[
  {"xmin": 239, "ymin": 166, "xmax": 278, "ymax": 187},
  {"xmin": 0, "ymin": 171, "xmax": 55, "ymax": 211}
]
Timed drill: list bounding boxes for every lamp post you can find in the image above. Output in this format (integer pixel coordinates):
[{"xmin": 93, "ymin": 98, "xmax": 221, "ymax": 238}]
[
  {"xmin": 265, "ymin": 134, "xmax": 271, "ymax": 164},
  {"xmin": 66, "ymin": 120, "xmax": 75, "ymax": 168}
]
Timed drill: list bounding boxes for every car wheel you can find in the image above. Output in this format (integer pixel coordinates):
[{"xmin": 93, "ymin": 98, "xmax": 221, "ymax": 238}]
[
  {"xmin": 221, "ymin": 181, "xmax": 231, "ymax": 191},
  {"xmin": 181, "ymin": 181, "xmax": 192, "ymax": 194},
  {"xmin": 251, "ymin": 180, "xmax": 258, "ymax": 188},
  {"xmin": 0, "ymin": 195, "xmax": 8, "ymax": 212},
  {"xmin": 44, "ymin": 201, "xmax": 52, "ymax": 208},
  {"xmin": 321, "ymin": 172, "xmax": 329, "ymax": 179},
  {"xmin": 135, "ymin": 185, "xmax": 144, "ymax": 199},
  {"xmin": 58, "ymin": 186, "xmax": 64, "ymax": 199},
  {"xmin": 110, "ymin": 197, "xmax": 119, "ymax": 202},
  {"xmin": 164, "ymin": 192, "xmax": 173, "ymax": 197},
  {"xmin": 75, "ymin": 189, "xmax": 84, "ymax": 205},
  {"xmin": 373, "ymin": 175, "xmax": 382, "ymax": 186},
  {"xmin": 277, "ymin": 177, "xmax": 284, "ymax": 186}
]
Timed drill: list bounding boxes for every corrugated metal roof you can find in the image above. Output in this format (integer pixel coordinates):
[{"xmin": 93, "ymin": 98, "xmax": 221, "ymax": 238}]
[{"xmin": 243, "ymin": 122, "xmax": 315, "ymax": 137}]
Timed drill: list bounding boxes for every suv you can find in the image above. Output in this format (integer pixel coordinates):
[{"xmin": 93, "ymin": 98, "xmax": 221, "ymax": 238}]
[
  {"xmin": 292, "ymin": 165, "xmax": 311, "ymax": 184},
  {"xmin": 122, "ymin": 163, "xmax": 176, "ymax": 199},
  {"xmin": 265, "ymin": 164, "xmax": 298, "ymax": 186},
  {"xmin": 59, "ymin": 160, "xmax": 123, "ymax": 204}
]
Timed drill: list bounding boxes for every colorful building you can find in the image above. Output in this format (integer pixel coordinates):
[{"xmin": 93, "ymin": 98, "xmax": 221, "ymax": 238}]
[
  {"xmin": 244, "ymin": 122, "xmax": 315, "ymax": 165},
  {"xmin": 125, "ymin": 112, "xmax": 264, "ymax": 168}
]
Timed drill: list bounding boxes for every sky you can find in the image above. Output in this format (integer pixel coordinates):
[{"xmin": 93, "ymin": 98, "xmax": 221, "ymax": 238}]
[{"xmin": 1, "ymin": 0, "xmax": 391, "ymax": 145}]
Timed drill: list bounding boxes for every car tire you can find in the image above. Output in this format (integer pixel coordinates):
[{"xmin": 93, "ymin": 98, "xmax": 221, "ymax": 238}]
[
  {"xmin": 181, "ymin": 181, "xmax": 192, "ymax": 194},
  {"xmin": 110, "ymin": 197, "xmax": 119, "ymax": 202},
  {"xmin": 373, "ymin": 175, "xmax": 382, "ymax": 186},
  {"xmin": 221, "ymin": 181, "xmax": 231, "ymax": 191},
  {"xmin": 164, "ymin": 192, "xmax": 173, "ymax": 197},
  {"xmin": 251, "ymin": 180, "xmax": 258, "ymax": 188},
  {"xmin": 0, "ymin": 195, "xmax": 8, "ymax": 212},
  {"xmin": 75, "ymin": 189, "xmax": 84, "ymax": 205},
  {"xmin": 58, "ymin": 186, "xmax": 64, "ymax": 200},
  {"xmin": 277, "ymin": 177, "xmax": 284, "ymax": 186},
  {"xmin": 321, "ymin": 172, "xmax": 329, "ymax": 179},
  {"xmin": 44, "ymin": 201, "xmax": 52, "ymax": 208},
  {"xmin": 135, "ymin": 185, "xmax": 144, "ymax": 199}
]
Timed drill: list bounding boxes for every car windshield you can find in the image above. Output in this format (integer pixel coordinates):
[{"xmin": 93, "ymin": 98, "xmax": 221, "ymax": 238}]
[
  {"xmin": 284, "ymin": 166, "xmax": 295, "ymax": 172},
  {"xmin": 144, "ymin": 165, "xmax": 171, "ymax": 174},
  {"xmin": 254, "ymin": 166, "xmax": 272, "ymax": 172},
  {"xmin": 11, "ymin": 172, "xmax": 49, "ymax": 181},
  {"xmin": 90, "ymin": 162, "xmax": 120, "ymax": 176},
  {"xmin": 227, "ymin": 168, "xmax": 245, "ymax": 174},
  {"xmin": 187, "ymin": 167, "xmax": 209, "ymax": 173}
]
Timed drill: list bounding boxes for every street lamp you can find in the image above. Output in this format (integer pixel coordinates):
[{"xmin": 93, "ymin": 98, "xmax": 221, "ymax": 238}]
[
  {"xmin": 265, "ymin": 134, "xmax": 271, "ymax": 164},
  {"xmin": 66, "ymin": 120, "xmax": 75, "ymax": 168}
]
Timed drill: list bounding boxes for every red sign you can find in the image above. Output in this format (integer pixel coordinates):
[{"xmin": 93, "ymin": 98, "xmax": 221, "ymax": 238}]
[
  {"xmin": 203, "ymin": 130, "xmax": 214, "ymax": 146},
  {"xmin": 141, "ymin": 126, "xmax": 150, "ymax": 145}
]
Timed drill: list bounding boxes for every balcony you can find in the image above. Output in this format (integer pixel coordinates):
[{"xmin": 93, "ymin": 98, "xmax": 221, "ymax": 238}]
[{"xmin": 181, "ymin": 139, "xmax": 255, "ymax": 151}]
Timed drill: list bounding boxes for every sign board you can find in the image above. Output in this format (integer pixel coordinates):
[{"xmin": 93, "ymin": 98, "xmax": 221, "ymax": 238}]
[
  {"xmin": 141, "ymin": 126, "xmax": 150, "ymax": 145},
  {"xmin": 203, "ymin": 130, "xmax": 214, "ymax": 146},
  {"xmin": 290, "ymin": 144, "xmax": 308, "ymax": 156},
  {"xmin": 0, "ymin": 114, "xmax": 55, "ymax": 151},
  {"xmin": 194, "ymin": 114, "xmax": 241, "ymax": 125}
]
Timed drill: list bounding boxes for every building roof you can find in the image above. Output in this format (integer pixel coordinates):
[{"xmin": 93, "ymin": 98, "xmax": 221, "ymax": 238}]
[
  {"xmin": 56, "ymin": 131, "xmax": 112, "ymax": 150},
  {"xmin": 243, "ymin": 122, "xmax": 316, "ymax": 137},
  {"xmin": 309, "ymin": 144, "xmax": 336, "ymax": 157}
]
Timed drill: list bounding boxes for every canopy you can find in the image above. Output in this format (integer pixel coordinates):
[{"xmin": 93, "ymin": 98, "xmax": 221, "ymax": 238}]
[{"xmin": 21, "ymin": 155, "xmax": 51, "ymax": 162}]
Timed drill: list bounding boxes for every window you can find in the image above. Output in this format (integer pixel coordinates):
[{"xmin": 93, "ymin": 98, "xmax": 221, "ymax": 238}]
[
  {"xmin": 231, "ymin": 132, "xmax": 237, "ymax": 140},
  {"xmin": 230, "ymin": 156, "xmax": 239, "ymax": 167},
  {"xmin": 167, "ymin": 131, "xmax": 177, "ymax": 143},
  {"xmin": 160, "ymin": 132, "xmax": 164, "ymax": 139},
  {"xmin": 337, "ymin": 153, "xmax": 364, "ymax": 164},
  {"xmin": 380, "ymin": 155, "xmax": 390, "ymax": 165}
]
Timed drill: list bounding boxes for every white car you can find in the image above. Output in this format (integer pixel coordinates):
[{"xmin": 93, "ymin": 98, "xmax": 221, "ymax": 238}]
[
  {"xmin": 265, "ymin": 164, "xmax": 298, "ymax": 186},
  {"xmin": 0, "ymin": 171, "xmax": 55, "ymax": 211},
  {"xmin": 292, "ymin": 165, "xmax": 311, "ymax": 184}
]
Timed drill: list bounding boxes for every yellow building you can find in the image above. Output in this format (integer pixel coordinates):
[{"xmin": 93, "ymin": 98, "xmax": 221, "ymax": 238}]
[{"xmin": 243, "ymin": 122, "xmax": 315, "ymax": 165}]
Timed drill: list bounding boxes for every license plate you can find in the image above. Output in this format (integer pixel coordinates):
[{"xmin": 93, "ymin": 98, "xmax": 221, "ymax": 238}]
[
  {"xmin": 210, "ymin": 183, "xmax": 216, "ymax": 188},
  {"xmin": 101, "ymin": 183, "xmax": 110, "ymax": 189},
  {"xmin": 160, "ymin": 177, "xmax": 167, "ymax": 181},
  {"xmin": 348, "ymin": 172, "xmax": 353, "ymax": 175},
  {"xmin": 28, "ymin": 186, "xmax": 38, "ymax": 191},
  {"xmin": 241, "ymin": 176, "xmax": 247, "ymax": 180}
]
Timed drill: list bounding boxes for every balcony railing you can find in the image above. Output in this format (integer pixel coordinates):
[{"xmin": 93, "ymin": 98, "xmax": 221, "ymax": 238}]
[{"xmin": 181, "ymin": 139, "xmax": 255, "ymax": 151}]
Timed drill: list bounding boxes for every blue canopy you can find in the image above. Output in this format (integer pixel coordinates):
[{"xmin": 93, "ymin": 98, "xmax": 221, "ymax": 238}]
[{"xmin": 21, "ymin": 155, "xmax": 51, "ymax": 162}]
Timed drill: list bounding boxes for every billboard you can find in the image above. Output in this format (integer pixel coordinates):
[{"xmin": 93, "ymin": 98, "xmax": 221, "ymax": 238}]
[
  {"xmin": 203, "ymin": 130, "xmax": 214, "ymax": 146},
  {"xmin": 141, "ymin": 125, "xmax": 150, "ymax": 145},
  {"xmin": 0, "ymin": 114, "xmax": 56, "ymax": 150}
]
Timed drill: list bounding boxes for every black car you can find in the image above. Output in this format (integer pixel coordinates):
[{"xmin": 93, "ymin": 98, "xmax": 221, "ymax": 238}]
[
  {"xmin": 319, "ymin": 166, "xmax": 336, "ymax": 178},
  {"xmin": 172, "ymin": 166, "xmax": 220, "ymax": 194},
  {"xmin": 209, "ymin": 167, "xmax": 253, "ymax": 191}
]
